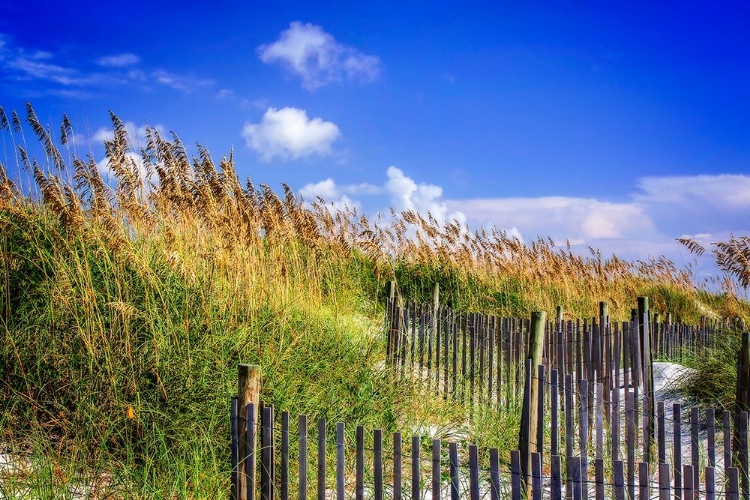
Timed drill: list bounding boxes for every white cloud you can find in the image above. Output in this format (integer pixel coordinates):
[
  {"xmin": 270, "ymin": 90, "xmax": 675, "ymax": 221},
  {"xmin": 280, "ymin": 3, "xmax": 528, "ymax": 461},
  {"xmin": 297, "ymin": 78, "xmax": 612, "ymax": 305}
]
[
  {"xmin": 447, "ymin": 196, "xmax": 656, "ymax": 243},
  {"xmin": 151, "ymin": 70, "xmax": 213, "ymax": 92},
  {"xmin": 299, "ymin": 178, "xmax": 383, "ymax": 202},
  {"xmin": 242, "ymin": 107, "xmax": 340, "ymax": 161},
  {"xmin": 97, "ymin": 53, "xmax": 140, "ymax": 67},
  {"xmin": 7, "ymin": 57, "xmax": 103, "ymax": 86},
  {"xmin": 258, "ymin": 21, "xmax": 381, "ymax": 90},
  {"xmin": 633, "ymin": 174, "xmax": 750, "ymax": 235},
  {"xmin": 300, "ymin": 178, "xmax": 340, "ymax": 201},
  {"xmin": 299, "ymin": 178, "xmax": 362, "ymax": 213},
  {"xmin": 636, "ymin": 174, "xmax": 750, "ymax": 208},
  {"xmin": 300, "ymin": 167, "xmax": 465, "ymax": 228},
  {"xmin": 385, "ymin": 166, "xmax": 465, "ymax": 225}
]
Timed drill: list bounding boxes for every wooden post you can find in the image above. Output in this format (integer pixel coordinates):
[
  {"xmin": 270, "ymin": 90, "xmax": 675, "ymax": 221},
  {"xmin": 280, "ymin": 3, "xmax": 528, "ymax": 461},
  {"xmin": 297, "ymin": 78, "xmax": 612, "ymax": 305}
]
[
  {"xmin": 432, "ymin": 439, "xmax": 441, "ymax": 500},
  {"xmin": 638, "ymin": 296, "xmax": 655, "ymax": 463},
  {"xmin": 318, "ymin": 419, "xmax": 326, "ymax": 500},
  {"xmin": 411, "ymin": 436, "xmax": 420, "ymax": 500},
  {"xmin": 490, "ymin": 449, "xmax": 501, "ymax": 500},
  {"xmin": 374, "ymin": 430, "xmax": 383, "ymax": 500},
  {"xmin": 658, "ymin": 463, "xmax": 671, "ymax": 500},
  {"xmin": 432, "ymin": 282, "xmax": 440, "ymax": 316},
  {"xmin": 336, "ymin": 423, "xmax": 345, "ymax": 500},
  {"xmin": 552, "ymin": 455, "xmax": 563, "ymax": 500},
  {"xmin": 393, "ymin": 433, "xmax": 402, "ymax": 500},
  {"xmin": 450, "ymin": 443, "xmax": 460, "ymax": 500},
  {"xmin": 299, "ymin": 415, "xmax": 307, "ymax": 500},
  {"xmin": 239, "ymin": 364, "xmax": 261, "ymax": 500},
  {"xmin": 356, "ymin": 427, "xmax": 364, "ymax": 500},
  {"xmin": 518, "ymin": 311, "xmax": 546, "ymax": 496},
  {"xmin": 469, "ymin": 445, "xmax": 480, "ymax": 500}
]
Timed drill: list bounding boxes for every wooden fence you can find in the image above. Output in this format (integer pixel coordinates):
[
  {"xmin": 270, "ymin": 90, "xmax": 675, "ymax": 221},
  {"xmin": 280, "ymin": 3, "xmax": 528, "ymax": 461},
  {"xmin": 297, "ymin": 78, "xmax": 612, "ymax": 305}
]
[
  {"xmin": 229, "ymin": 398, "xmax": 749, "ymax": 499},
  {"xmin": 229, "ymin": 295, "xmax": 748, "ymax": 499},
  {"xmin": 384, "ymin": 297, "xmax": 720, "ymax": 417}
]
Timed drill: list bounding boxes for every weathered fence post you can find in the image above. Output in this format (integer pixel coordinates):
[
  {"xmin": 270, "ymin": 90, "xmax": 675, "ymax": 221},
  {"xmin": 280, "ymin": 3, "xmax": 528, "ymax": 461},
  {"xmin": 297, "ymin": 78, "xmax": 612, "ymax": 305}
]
[
  {"xmin": 638, "ymin": 296, "xmax": 655, "ymax": 463},
  {"xmin": 518, "ymin": 311, "xmax": 546, "ymax": 497},
  {"xmin": 238, "ymin": 364, "xmax": 261, "ymax": 500}
]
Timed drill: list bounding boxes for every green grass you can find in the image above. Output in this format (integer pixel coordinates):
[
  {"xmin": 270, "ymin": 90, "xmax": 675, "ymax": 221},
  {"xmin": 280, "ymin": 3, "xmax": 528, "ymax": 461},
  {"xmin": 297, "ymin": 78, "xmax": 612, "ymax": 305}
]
[{"xmin": 2, "ymin": 104, "xmax": 749, "ymax": 497}]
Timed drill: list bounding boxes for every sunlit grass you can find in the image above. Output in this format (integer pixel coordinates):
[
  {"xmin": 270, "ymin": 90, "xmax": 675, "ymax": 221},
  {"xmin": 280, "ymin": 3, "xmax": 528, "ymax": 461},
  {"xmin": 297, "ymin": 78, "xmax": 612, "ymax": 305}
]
[{"xmin": 0, "ymin": 103, "xmax": 747, "ymax": 496}]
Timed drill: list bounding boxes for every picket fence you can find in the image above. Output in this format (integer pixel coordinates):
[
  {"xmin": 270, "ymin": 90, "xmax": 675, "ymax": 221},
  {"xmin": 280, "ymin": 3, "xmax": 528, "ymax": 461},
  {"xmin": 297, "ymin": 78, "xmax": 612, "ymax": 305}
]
[{"xmin": 229, "ymin": 296, "xmax": 748, "ymax": 499}]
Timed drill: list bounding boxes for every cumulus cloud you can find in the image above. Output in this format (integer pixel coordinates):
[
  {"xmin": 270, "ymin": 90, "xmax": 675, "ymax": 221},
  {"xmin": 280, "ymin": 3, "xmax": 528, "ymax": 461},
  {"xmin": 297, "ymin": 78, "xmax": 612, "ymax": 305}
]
[
  {"xmin": 295, "ymin": 170, "xmax": 748, "ymax": 284},
  {"xmin": 299, "ymin": 178, "xmax": 383, "ymax": 203},
  {"xmin": 242, "ymin": 107, "xmax": 341, "ymax": 161},
  {"xmin": 299, "ymin": 167, "xmax": 466, "ymax": 227},
  {"xmin": 258, "ymin": 21, "xmax": 381, "ymax": 90},
  {"xmin": 299, "ymin": 178, "xmax": 362, "ymax": 213},
  {"xmin": 97, "ymin": 53, "xmax": 140, "ymax": 67},
  {"xmin": 447, "ymin": 197, "xmax": 656, "ymax": 242},
  {"xmin": 634, "ymin": 174, "xmax": 750, "ymax": 234},
  {"xmin": 385, "ymin": 166, "xmax": 466, "ymax": 225}
]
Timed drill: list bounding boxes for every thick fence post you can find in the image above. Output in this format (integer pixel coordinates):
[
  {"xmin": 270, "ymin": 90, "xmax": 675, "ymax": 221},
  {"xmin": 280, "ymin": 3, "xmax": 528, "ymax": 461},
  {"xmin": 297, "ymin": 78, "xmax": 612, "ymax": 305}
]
[
  {"xmin": 238, "ymin": 364, "xmax": 261, "ymax": 500},
  {"xmin": 518, "ymin": 311, "xmax": 546, "ymax": 496}
]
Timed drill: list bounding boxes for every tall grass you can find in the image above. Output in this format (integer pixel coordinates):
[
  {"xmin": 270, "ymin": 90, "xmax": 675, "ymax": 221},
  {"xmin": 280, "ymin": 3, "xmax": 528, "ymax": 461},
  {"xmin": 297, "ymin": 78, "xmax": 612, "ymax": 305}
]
[{"xmin": 0, "ymin": 103, "xmax": 747, "ymax": 496}]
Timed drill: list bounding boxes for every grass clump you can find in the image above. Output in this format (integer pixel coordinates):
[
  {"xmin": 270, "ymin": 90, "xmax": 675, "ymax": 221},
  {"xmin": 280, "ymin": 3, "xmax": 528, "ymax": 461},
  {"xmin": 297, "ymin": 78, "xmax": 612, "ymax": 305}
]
[{"xmin": 0, "ymin": 103, "xmax": 747, "ymax": 496}]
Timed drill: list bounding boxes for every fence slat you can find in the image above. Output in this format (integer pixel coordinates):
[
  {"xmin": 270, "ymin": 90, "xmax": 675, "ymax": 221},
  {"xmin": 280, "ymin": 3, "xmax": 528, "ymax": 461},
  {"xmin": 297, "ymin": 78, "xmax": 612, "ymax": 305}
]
[
  {"xmin": 336, "ymin": 423, "xmax": 345, "ymax": 500},
  {"xmin": 299, "ymin": 415, "xmax": 307, "ymax": 500},
  {"xmin": 706, "ymin": 466, "xmax": 715, "ymax": 500},
  {"xmin": 691, "ymin": 407, "xmax": 699, "ymax": 499},
  {"xmin": 432, "ymin": 439, "xmax": 441, "ymax": 500},
  {"xmin": 580, "ymin": 380, "xmax": 589, "ymax": 499},
  {"xmin": 374, "ymin": 429, "xmax": 382, "ymax": 500},
  {"xmin": 551, "ymin": 368, "xmax": 559, "ymax": 456},
  {"xmin": 262, "ymin": 407, "xmax": 273, "ymax": 500},
  {"xmin": 724, "ymin": 410, "xmax": 732, "ymax": 472},
  {"xmin": 728, "ymin": 467, "xmax": 740, "ymax": 500},
  {"xmin": 231, "ymin": 398, "xmax": 239, "ymax": 500},
  {"xmin": 552, "ymin": 455, "xmax": 563, "ymax": 500},
  {"xmin": 393, "ymin": 432, "xmax": 402, "ymax": 500},
  {"xmin": 626, "ymin": 391, "xmax": 636, "ymax": 500},
  {"xmin": 469, "ymin": 445, "xmax": 480, "ymax": 500},
  {"xmin": 531, "ymin": 452, "xmax": 542, "ymax": 500},
  {"xmin": 674, "ymin": 403, "xmax": 682, "ymax": 499},
  {"xmin": 571, "ymin": 456, "xmax": 581, "ymax": 500},
  {"xmin": 450, "ymin": 442, "xmax": 460, "ymax": 500},
  {"xmin": 657, "ymin": 401, "xmax": 666, "ymax": 464},
  {"xmin": 490, "ymin": 449, "xmax": 500, "ymax": 500},
  {"xmin": 638, "ymin": 462, "xmax": 648, "ymax": 500},
  {"xmin": 658, "ymin": 462, "xmax": 670, "ymax": 500},
  {"xmin": 707, "ymin": 407, "xmax": 716, "ymax": 467},
  {"xmin": 316, "ymin": 418, "xmax": 325, "ymax": 500},
  {"xmin": 682, "ymin": 465, "xmax": 693, "ymax": 500},
  {"xmin": 613, "ymin": 460, "xmax": 625, "ymax": 500},
  {"xmin": 356, "ymin": 426, "xmax": 364, "ymax": 500},
  {"xmin": 510, "ymin": 449, "xmax": 521, "ymax": 500},
  {"xmin": 411, "ymin": 436, "xmax": 420, "ymax": 500},
  {"xmin": 281, "ymin": 411, "xmax": 289, "ymax": 500}
]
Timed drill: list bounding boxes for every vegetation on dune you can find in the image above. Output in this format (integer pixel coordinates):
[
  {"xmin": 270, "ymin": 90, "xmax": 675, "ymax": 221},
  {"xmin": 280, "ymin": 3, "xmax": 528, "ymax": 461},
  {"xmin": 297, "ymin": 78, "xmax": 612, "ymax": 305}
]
[{"xmin": 0, "ymin": 103, "xmax": 748, "ymax": 496}]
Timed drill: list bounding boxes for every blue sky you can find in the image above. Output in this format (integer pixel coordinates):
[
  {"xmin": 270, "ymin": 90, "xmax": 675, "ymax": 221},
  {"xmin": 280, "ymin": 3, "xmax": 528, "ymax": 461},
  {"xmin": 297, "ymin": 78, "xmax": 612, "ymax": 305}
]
[{"xmin": 1, "ymin": 1, "xmax": 748, "ymax": 282}]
